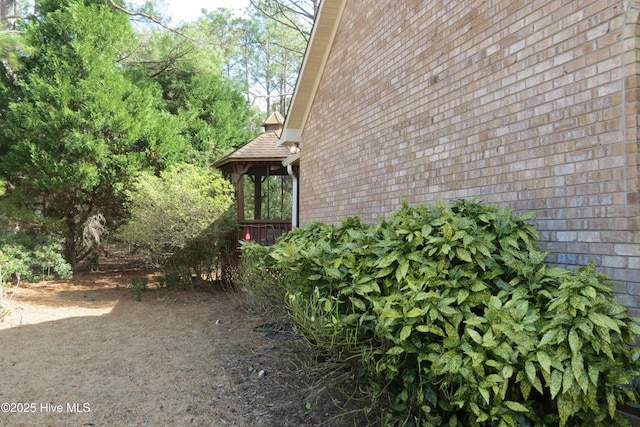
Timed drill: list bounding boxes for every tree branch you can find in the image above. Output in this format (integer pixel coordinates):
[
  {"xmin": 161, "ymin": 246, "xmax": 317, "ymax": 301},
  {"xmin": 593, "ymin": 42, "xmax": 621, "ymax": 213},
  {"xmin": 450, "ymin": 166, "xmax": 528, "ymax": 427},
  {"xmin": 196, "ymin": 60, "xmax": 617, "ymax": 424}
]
[
  {"xmin": 103, "ymin": 0, "xmax": 207, "ymax": 45},
  {"xmin": 248, "ymin": 0, "xmax": 312, "ymax": 42}
]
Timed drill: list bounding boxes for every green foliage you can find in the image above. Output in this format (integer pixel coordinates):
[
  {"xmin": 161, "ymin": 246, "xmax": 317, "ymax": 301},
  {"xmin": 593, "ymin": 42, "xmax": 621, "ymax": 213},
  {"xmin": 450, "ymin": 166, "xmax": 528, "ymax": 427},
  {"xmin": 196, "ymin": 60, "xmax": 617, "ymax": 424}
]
[
  {"xmin": 0, "ymin": 0, "xmax": 188, "ymax": 268},
  {"xmin": 125, "ymin": 25, "xmax": 257, "ymax": 165},
  {"xmin": 130, "ymin": 277, "xmax": 148, "ymax": 302},
  {"xmin": 244, "ymin": 199, "xmax": 640, "ymax": 426},
  {"xmin": 2, "ymin": 0, "xmax": 282, "ymax": 274},
  {"xmin": 0, "ymin": 229, "xmax": 72, "ymax": 286},
  {"xmin": 240, "ymin": 240, "xmax": 291, "ymax": 318},
  {"xmin": 157, "ymin": 69, "xmax": 255, "ymax": 164},
  {"xmin": 119, "ymin": 163, "xmax": 236, "ymax": 285},
  {"xmin": 161, "ymin": 209, "xmax": 239, "ymax": 287}
]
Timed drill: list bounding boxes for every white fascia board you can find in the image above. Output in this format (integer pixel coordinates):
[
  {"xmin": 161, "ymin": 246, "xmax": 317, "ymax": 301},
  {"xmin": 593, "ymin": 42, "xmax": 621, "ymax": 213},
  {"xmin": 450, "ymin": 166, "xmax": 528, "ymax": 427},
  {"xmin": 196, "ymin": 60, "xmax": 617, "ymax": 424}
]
[
  {"xmin": 282, "ymin": 152, "xmax": 301, "ymax": 167},
  {"xmin": 277, "ymin": 128, "xmax": 302, "ymax": 147}
]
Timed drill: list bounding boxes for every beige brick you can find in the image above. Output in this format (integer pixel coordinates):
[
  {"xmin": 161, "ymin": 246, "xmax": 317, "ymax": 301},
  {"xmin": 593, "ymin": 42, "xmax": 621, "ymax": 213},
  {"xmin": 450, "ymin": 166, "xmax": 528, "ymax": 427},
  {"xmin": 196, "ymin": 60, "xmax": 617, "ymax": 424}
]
[{"xmin": 297, "ymin": 0, "xmax": 640, "ymax": 308}]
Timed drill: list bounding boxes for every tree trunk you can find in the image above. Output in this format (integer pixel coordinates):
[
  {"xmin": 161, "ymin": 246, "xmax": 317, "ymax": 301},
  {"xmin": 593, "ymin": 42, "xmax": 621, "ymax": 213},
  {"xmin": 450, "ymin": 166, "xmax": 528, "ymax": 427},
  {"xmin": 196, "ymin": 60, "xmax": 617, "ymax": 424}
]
[
  {"xmin": 64, "ymin": 216, "xmax": 78, "ymax": 271},
  {"xmin": 0, "ymin": 0, "xmax": 16, "ymax": 30}
]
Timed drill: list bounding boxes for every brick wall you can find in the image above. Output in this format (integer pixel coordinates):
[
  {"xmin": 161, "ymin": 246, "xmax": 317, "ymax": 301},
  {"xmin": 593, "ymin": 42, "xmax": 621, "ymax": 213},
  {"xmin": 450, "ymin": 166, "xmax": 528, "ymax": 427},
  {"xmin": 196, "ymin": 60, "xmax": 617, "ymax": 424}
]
[{"xmin": 299, "ymin": 0, "xmax": 640, "ymax": 313}]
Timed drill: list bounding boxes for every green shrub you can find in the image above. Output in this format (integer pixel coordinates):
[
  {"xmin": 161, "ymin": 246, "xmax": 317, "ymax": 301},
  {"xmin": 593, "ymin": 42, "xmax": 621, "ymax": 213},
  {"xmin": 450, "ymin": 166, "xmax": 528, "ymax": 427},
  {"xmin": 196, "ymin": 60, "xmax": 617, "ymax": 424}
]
[
  {"xmin": 239, "ymin": 241, "xmax": 290, "ymax": 317},
  {"xmin": 0, "ymin": 231, "xmax": 72, "ymax": 286},
  {"xmin": 130, "ymin": 277, "xmax": 148, "ymax": 302},
  {"xmin": 0, "ymin": 230, "xmax": 72, "ymax": 319},
  {"xmin": 244, "ymin": 199, "xmax": 640, "ymax": 426},
  {"xmin": 159, "ymin": 212, "xmax": 238, "ymax": 288},
  {"xmin": 119, "ymin": 163, "xmax": 237, "ymax": 284}
]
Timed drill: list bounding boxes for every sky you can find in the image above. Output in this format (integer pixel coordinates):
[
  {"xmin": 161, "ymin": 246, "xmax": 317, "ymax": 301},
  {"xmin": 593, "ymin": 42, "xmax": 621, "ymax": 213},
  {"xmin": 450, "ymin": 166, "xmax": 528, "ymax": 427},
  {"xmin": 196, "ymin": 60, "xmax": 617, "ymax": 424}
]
[{"xmin": 161, "ymin": 0, "xmax": 250, "ymax": 23}]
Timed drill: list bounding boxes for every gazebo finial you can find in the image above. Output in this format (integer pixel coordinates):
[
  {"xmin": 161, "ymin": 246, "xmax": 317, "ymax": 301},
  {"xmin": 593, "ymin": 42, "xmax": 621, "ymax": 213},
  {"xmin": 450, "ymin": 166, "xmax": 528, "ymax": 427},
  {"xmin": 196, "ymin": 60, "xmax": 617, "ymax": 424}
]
[{"xmin": 262, "ymin": 107, "xmax": 285, "ymax": 132}]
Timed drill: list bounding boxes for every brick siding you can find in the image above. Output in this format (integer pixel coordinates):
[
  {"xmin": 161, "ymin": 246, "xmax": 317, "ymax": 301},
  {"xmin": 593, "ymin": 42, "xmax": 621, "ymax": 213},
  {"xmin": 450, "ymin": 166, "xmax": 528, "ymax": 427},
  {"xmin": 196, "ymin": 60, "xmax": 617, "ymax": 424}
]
[{"xmin": 298, "ymin": 0, "xmax": 640, "ymax": 313}]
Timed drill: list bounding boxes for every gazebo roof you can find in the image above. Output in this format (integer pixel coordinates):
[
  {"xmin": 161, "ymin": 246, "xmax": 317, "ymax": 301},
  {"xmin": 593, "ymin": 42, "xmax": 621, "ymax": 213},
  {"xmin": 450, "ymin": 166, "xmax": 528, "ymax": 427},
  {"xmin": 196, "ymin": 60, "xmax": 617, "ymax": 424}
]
[{"xmin": 213, "ymin": 110, "xmax": 290, "ymax": 169}]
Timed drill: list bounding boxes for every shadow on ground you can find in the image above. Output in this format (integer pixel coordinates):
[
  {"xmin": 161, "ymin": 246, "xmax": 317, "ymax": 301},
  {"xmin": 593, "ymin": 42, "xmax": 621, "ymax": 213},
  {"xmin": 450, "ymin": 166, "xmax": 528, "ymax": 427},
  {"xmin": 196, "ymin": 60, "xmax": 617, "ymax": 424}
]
[{"xmin": 0, "ymin": 264, "xmax": 371, "ymax": 427}]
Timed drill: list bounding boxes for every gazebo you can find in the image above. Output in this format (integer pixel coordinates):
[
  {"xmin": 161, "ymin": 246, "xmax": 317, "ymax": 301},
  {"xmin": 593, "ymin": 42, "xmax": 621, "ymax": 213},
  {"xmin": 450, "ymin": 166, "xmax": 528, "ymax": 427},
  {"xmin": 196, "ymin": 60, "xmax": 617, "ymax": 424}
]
[{"xmin": 214, "ymin": 109, "xmax": 296, "ymax": 251}]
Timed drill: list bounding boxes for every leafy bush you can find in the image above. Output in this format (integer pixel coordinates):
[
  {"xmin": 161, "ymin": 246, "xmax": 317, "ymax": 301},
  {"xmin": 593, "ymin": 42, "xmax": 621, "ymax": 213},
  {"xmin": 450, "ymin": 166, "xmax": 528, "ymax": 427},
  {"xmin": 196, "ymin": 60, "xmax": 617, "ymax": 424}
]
[
  {"xmin": 130, "ymin": 277, "xmax": 148, "ymax": 302},
  {"xmin": 159, "ymin": 210, "xmax": 239, "ymax": 287},
  {"xmin": 0, "ymin": 229, "xmax": 72, "ymax": 319},
  {"xmin": 119, "ymin": 163, "xmax": 237, "ymax": 285},
  {"xmin": 240, "ymin": 240, "xmax": 289, "ymax": 317},
  {"xmin": 244, "ymin": 199, "xmax": 640, "ymax": 426},
  {"xmin": 0, "ymin": 230, "xmax": 72, "ymax": 286}
]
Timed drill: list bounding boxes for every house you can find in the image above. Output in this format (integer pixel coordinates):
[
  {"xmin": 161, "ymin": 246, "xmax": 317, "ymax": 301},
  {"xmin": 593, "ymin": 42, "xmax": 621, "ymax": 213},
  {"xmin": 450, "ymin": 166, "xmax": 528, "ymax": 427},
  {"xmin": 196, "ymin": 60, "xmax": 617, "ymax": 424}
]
[{"xmin": 279, "ymin": 1, "xmax": 640, "ymax": 314}]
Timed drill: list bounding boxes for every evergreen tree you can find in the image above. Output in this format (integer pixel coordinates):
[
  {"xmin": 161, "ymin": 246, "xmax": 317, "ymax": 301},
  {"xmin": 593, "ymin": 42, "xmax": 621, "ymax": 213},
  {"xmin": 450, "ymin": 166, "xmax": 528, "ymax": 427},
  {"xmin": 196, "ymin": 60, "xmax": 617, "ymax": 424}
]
[{"xmin": 0, "ymin": 0, "xmax": 186, "ymax": 268}]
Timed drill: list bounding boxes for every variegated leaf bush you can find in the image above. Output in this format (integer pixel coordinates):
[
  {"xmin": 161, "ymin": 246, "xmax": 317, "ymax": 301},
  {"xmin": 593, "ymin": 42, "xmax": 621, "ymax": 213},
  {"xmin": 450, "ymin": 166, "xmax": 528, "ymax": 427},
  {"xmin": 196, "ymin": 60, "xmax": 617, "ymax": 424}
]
[{"xmin": 242, "ymin": 199, "xmax": 640, "ymax": 426}]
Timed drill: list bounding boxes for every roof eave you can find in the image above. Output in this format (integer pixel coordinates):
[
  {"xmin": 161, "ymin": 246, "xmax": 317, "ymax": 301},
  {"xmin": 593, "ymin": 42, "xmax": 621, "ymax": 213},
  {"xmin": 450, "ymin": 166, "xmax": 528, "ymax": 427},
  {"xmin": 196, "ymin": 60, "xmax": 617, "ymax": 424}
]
[{"xmin": 279, "ymin": 0, "xmax": 346, "ymax": 146}]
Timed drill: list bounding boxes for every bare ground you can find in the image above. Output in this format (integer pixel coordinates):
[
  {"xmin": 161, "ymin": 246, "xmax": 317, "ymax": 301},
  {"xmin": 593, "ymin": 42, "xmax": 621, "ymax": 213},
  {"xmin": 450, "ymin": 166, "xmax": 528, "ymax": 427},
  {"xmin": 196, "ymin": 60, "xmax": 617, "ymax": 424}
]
[{"xmin": 0, "ymin": 256, "xmax": 370, "ymax": 427}]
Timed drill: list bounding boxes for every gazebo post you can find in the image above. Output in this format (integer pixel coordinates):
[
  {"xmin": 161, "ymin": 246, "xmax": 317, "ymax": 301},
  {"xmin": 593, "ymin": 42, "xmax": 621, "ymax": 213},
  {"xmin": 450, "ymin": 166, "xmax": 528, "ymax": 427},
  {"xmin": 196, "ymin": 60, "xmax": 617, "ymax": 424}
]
[
  {"xmin": 233, "ymin": 163, "xmax": 250, "ymax": 222},
  {"xmin": 237, "ymin": 174, "xmax": 245, "ymax": 221},
  {"xmin": 254, "ymin": 172, "xmax": 262, "ymax": 220}
]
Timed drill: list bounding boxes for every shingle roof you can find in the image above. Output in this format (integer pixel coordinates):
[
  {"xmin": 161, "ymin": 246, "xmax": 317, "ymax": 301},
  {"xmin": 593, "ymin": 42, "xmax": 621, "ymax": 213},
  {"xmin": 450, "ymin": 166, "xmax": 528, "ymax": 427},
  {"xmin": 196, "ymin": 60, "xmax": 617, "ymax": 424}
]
[{"xmin": 213, "ymin": 129, "xmax": 291, "ymax": 168}]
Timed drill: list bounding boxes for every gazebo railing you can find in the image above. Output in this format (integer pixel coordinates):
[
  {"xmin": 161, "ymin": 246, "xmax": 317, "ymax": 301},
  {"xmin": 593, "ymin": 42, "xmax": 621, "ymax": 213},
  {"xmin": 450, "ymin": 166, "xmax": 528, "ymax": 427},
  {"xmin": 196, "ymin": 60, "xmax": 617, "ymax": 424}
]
[
  {"xmin": 220, "ymin": 220, "xmax": 292, "ymax": 287},
  {"xmin": 238, "ymin": 220, "xmax": 292, "ymax": 246}
]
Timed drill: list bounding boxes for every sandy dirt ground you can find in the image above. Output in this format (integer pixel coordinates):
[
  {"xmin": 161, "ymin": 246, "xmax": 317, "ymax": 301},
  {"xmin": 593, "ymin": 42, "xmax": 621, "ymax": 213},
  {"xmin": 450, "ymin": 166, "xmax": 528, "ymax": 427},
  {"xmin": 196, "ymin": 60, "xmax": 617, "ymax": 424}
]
[{"xmin": 0, "ymin": 258, "xmax": 368, "ymax": 427}]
